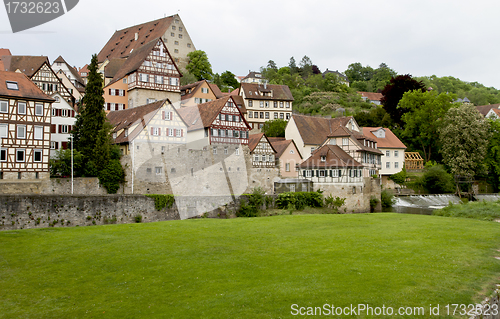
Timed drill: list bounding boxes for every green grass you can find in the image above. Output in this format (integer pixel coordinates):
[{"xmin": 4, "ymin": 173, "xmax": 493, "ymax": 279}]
[
  {"xmin": 433, "ymin": 201, "xmax": 500, "ymax": 221},
  {"xmin": 1, "ymin": 214, "xmax": 500, "ymax": 318}
]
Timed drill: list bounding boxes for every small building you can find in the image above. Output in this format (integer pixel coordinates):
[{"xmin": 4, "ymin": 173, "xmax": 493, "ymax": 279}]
[
  {"xmin": 405, "ymin": 152, "xmax": 424, "ymax": 170},
  {"xmin": 476, "ymin": 103, "xmax": 500, "ymax": 117},
  {"xmin": 51, "ymin": 56, "xmax": 86, "ymax": 101},
  {"xmin": 240, "ymin": 71, "xmax": 265, "ymax": 84},
  {"xmin": 49, "ymin": 92, "xmax": 77, "ymax": 158},
  {"xmin": 358, "ymin": 92, "xmax": 383, "ymax": 105},
  {"xmin": 268, "ymin": 137, "xmax": 303, "ymax": 178},
  {"xmin": 248, "ymin": 133, "xmax": 277, "ymax": 168},
  {"xmin": 0, "ymin": 71, "xmax": 54, "ymax": 180},
  {"xmin": 274, "ymin": 179, "xmax": 313, "ymax": 194},
  {"xmin": 486, "ymin": 108, "xmax": 500, "ymax": 120},
  {"xmin": 239, "ymin": 83, "xmax": 294, "ymax": 129},
  {"xmin": 323, "ymin": 69, "xmax": 350, "ymax": 86},
  {"xmin": 180, "ymin": 80, "xmax": 218, "ymax": 107}
]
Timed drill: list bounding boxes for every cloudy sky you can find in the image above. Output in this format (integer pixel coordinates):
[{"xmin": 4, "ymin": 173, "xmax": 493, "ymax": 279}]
[{"xmin": 1, "ymin": 0, "xmax": 500, "ymax": 88}]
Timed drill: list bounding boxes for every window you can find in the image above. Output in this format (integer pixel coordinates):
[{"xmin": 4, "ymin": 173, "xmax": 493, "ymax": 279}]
[
  {"xmin": 16, "ymin": 149, "xmax": 25, "ymax": 162},
  {"xmin": 319, "ymin": 170, "xmax": 326, "ymax": 177},
  {"xmin": 17, "ymin": 125, "xmax": 26, "ymax": 139},
  {"xmin": 280, "ymin": 113, "xmax": 284, "ymax": 119},
  {"xmin": 187, "ymin": 43, "xmax": 191, "ymax": 48},
  {"xmin": 34, "ymin": 126, "xmax": 43, "ymax": 139},
  {"xmin": 176, "ymin": 129, "xmax": 182, "ymax": 137},
  {"xmin": 260, "ymin": 101, "xmax": 264, "ymax": 108},
  {"xmin": 290, "ymin": 150, "xmax": 294, "ymax": 154},
  {"xmin": 306, "ymin": 170, "xmax": 312, "ymax": 177},
  {"xmin": 18, "ymin": 102, "xmax": 26, "ymax": 114},
  {"xmin": 260, "ymin": 112, "xmax": 264, "ymax": 119},
  {"xmin": 386, "ymin": 162, "xmax": 390, "ymax": 169},
  {"xmin": 0, "ymin": 124, "xmax": 7, "ymax": 138},
  {"xmin": 235, "ymin": 147, "xmax": 240, "ymax": 156},
  {"xmin": 155, "ymin": 167, "xmax": 162, "ymax": 175},
  {"xmin": 169, "ymin": 77, "xmax": 178, "ymax": 86},
  {"xmin": 201, "ymin": 87, "xmax": 209, "ymax": 94},
  {"xmin": 234, "ymin": 131, "xmax": 239, "ymax": 138},
  {"xmin": 171, "ymin": 32, "xmax": 175, "ymax": 37},
  {"xmin": 0, "ymin": 148, "xmax": 6, "ymax": 162},
  {"xmin": 286, "ymin": 102, "xmax": 290, "ymax": 108},
  {"xmin": 123, "ymin": 78, "xmax": 127, "ymax": 84},
  {"xmin": 342, "ymin": 138, "xmax": 348, "ymax": 146},
  {"xmin": 0, "ymin": 100, "xmax": 7, "ymax": 113},
  {"xmin": 6, "ymin": 81, "xmax": 18, "ymax": 90},
  {"xmin": 152, "ymin": 127, "xmax": 159, "ymax": 136},
  {"xmin": 224, "ymin": 147, "xmax": 228, "ymax": 155},
  {"xmin": 395, "ymin": 162, "xmax": 399, "ymax": 169},
  {"xmin": 386, "ymin": 150, "xmax": 390, "ymax": 157},
  {"xmin": 286, "ymin": 113, "xmax": 290, "ymax": 120},
  {"xmin": 274, "ymin": 112, "xmax": 278, "ymax": 119},
  {"xmin": 285, "ymin": 163, "xmax": 290, "ymax": 172},
  {"xmin": 213, "ymin": 147, "xmax": 217, "ymax": 155},
  {"xmin": 274, "ymin": 101, "xmax": 277, "ymax": 108},
  {"xmin": 33, "ymin": 149, "xmax": 42, "ymax": 162},
  {"xmin": 140, "ymin": 73, "xmax": 149, "ymax": 82},
  {"xmin": 155, "ymin": 75, "xmax": 163, "ymax": 84},
  {"xmin": 254, "ymin": 155, "xmax": 259, "ymax": 162},
  {"xmin": 172, "ymin": 26, "xmax": 176, "ymax": 30},
  {"xmin": 265, "ymin": 102, "xmax": 269, "ymax": 108},
  {"xmin": 62, "ymin": 109, "xmax": 68, "ymax": 117},
  {"xmin": 248, "ymin": 101, "xmax": 253, "ymax": 107},
  {"xmin": 174, "ymin": 41, "xmax": 179, "ymax": 45},
  {"xmin": 311, "ymin": 147, "xmax": 315, "ymax": 154},
  {"xmin": 61, "ymin": 125, "xmax": 69, "ymax": 133},
  {"xmin": 178, "ymin": 34, "xmax": 183, "ymax": 39},
  {"xmin": 179, "ymin": 27, "xmax": 183, "ymax": 31},
  {"xmin": 265, "ymin": 112, "xmax": 269, "ymax": 119},
  {"xmin": 174, "ymin": 49, "xmax": 179, "ymax": 53},
  {"xmin": 321, "ymin": 156, "xmax": 326, "ymax": 162},
  {"xmin": 394, "ymin": 150, "xmax": 399, "ymax": 157}
]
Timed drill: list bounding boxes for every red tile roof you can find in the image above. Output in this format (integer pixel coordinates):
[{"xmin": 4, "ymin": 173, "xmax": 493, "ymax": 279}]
[
  {"xmin": 476, "ymin": 104, "xmax": 500, "ymax": 117},
  {"xmin": 362, "ymin": 127, "xmax": 407, "ymax": 149},
  {"xmin": 52, "ymin": 55, "xmax": 85, "ymax": 86},
  {"xmin": 0, "ymin": 71, "xmax": 54, "ymax": 101},
  {"xmin": 268, "ymin": 137, "xmax": 302, "ymax": 159},
  {"xmin": 240, "ymin": 83, "xmax": 294, "ymax": 101},
  {"xmin": 248, "ymin": 133, "xmax": 277, "ymax": 153},
  {"xmin": 298, "ymin": 145, "xmax": 363, "ymax": 168},
  {"xmin": 358, "ymin": 91, "xmax": 383, "ymax": 101},
  {"xmin": 97, "ymin": 16, "xmax": 176, "ymax": 63},
  {"xmin": 1, "ymin": 55, "xmax": 48, "ymax": 77}
]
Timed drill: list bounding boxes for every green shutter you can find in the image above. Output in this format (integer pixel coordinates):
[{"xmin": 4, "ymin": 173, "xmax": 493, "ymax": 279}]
[
  {"xmin": 303, "ymin": 170, "xmax": 306, "ymax": 178},
  {"xmin": 311, "ymin": 170, "xmax": 314, "ymax": 177}
]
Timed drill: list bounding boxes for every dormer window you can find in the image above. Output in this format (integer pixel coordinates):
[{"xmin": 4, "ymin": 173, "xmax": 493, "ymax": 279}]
[
  {"xmin": 320, "ymin": 156, "xmax": 326, "ymax": 162},
  {"xmin": 6, "ymin": 81, "xmax": 18, "ymax": 90}
]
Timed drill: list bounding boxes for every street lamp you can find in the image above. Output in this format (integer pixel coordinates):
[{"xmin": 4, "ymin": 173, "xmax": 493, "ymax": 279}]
[{"xmin": 70, "ymin": 135, "xmax": 73, "ymax": 194}]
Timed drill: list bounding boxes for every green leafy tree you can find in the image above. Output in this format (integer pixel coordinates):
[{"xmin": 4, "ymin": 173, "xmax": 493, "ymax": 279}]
[
  {"xmin": 420, "ymin": 165, "xmax": 455, "ymax": 194},
  {"xmin": 180, "ymin": 70, "xmax": 198, "ymax": 86},
  {"xmin": 371, "ymin": 63, "xmax": 397, "ymax": 92},
  {"xmin": 288, "ymin": 57, "xmax": 298, "ymax": 74},
  {"xmin": 485, "ymin": 119, "xmax": 500, "ymax": 191},
  {"xmin": 438, "ymin": 104, "xmax": 490, "ymax": 178},
  {"xmin": 381, "ymin": 75, "xmax": 426, "ymax": 127},
  {"xmin": 186, "ymin": 50, "xmax": 213, "ymax": 81},
  {"xmin": 267, "ymin": 60, "xmax": 278, "ymax": 70},
  {"xmin": 50, "ymin": 149, "xmax": 84, "ymax": 177},
  {"xmin": 299, "ymin": 55, "xmax": 313, "ymax": 78},
  {"xmin": 345, "ymin": 62, "xmax": 374, "ymax": 83},
  {"xmin": 354, "ymin": 107, "xmax": 393, "ymax": 128},
  {"xmin": 98, "ymin": 159, "xmax": 125, "ymax": 194},
  {"xmin": 399, "ymin": 90, "xmax": 454, "ymax": 162},
  {"xmin": 220, "ymin": 71, "xmax": 239, "ymax": 89},
  {"xmin": 261, "ymin": 119, "xmax": 287, "ymax": 137}
]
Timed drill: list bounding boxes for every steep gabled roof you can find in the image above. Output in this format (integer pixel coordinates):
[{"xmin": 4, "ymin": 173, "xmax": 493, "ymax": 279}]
[
  {"xmin": 97, "ymin": 16, "xmax": 175, "ymax": 63},
  {"xmin": 180, "ymin": 80, "xmax": 207, "ymax": 100},
  {"xmin": 362, "ymin": 127, "xmax": 407, "ymax": 149},
  {"xmin": 268, "ymin": 137, "xmax": 302, "ymax": 159},
  {"xmin": 52, "ymin": 55, "xmax": 86, "ymax": 86},
  {"xmin": 177, "ymin": 96, "xmax": 246, "ymax": 132},
  {"xmin": 0, "ymin": 71, "xmax": 54, "ymax": 101},
  {"xmin": 328, "ymin": 125, "xmax": 352, "ymax": 137},
  {"xmin": 107, "ymin": 99, "xmax": 179, "ymax": 144},
  {"xmin": 209, "ymin": 83, "xmax": 224, "ymax": 99},
  {"xmin": 248, "ymin": 133, "xmax": 277, "ymax": 153},
  {"xmin": 104, "ymin": 58, "xmax": 127, "ymax": 80},
  {"xmin": 240, "ymin": 83, "xmax": 294, "ymax": 101},
  {"xmin": 299, "ymin": 145, "xmax": 363, "ymax": 168},
  {"xmin": 1, "ymin": 55, "xmax": 48, "ymax": 77},
  {"xmin": 358, "ymin": 91, "xmax": 383, "ymax": 101},
  {"xmin": 291, "ymin": 114, "xmax": 354, "ymax": 145}
]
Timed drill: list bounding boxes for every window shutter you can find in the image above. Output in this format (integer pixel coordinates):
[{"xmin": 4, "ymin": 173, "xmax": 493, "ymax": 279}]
[
  {"xmin": 62, "ymin": 142, "xmax": 68, "ymax": 149},
  {"xmin": 69, "ymin": 126, "xmax": 72, "ymax": 132},
  {"xmin": 109, "ymin": 89, "xmax": 112, "ymax": 95},
  {"xmin": 311, "ymin": 170, "xmax": 314, "ymax": 177},
  {"xmin": 339, "ymin": 170, "xmax": 342, "ymax": 177},
  {"xmin": 162, "ymin": 111, "xmax": 165, "ymax": 120},
  {"xmin": 151, "ymin": 127, "xmax": 154, "ymax": 135},
  {"xmin": 174, "ymin": 129, "xmax": 177, "ymax": 136},
  {"xmin": 329, "ymin": 170, "xmax": 332, "ymax": 177},
  {"xmin": 170, "ymin": 112, "xmax": 173, "ymax": 120},
  {"xmin": 158, "ymin": 128, "xmax": 161, "ymax": 136},
  {"xmin": 181, "ymin": 129, "xmax": 184, "ymax": 137},
  {"xmin": 71, "ymin": 110, "xmax": 74, "ymax": 117},
  {"xmin": 58, "ymin": 125, "xmax": 61, "ymax": 133},
  {"xmin": 51, "ymin": 124, "xmax": 56, "ymax": 133},
  {"xmin": 303, "ymin": 170, "xmax": 306, "ymax": 177},
  {"xmin": 316, "ymin": 170, "xmax": 320, "ymax": 177},
  {"xmin": 55, "ymin": 142, "xmax": 59, "ymax": 149}
]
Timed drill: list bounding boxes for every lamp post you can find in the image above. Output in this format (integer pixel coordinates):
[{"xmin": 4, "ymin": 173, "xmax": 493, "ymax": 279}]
[{"xmin": 70, "ymin": 135, "xmax": 73, "ymax": 194}]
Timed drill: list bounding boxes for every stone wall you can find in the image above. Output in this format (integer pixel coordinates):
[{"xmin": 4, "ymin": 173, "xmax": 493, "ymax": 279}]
[
  {"xmin": 0, "ymin": 195, "xmax": 179, "ymax": 231},
  {"xmin": 0, "ymin": 177, "xmax": 109, "ymax": 195}
]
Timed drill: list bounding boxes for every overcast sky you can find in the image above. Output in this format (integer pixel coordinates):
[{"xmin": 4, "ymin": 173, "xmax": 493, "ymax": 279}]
[{"xmin": 1, "ymin": 0, "xmax": 500, "ymax": 89}]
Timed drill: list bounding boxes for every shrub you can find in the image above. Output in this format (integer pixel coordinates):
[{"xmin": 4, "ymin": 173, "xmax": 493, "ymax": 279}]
[
  {"xmin": 134, "ymin": 215, "xmax": 142, "ymax": 223},
  {"xmin": 324, "ymin": 195, "xmax": 346, "ymax": 213},
  {"xmin": 389, "ymin": 168, "xmax": 407, "ymax": 186},
  {"xmin": 276, "ymin": 191, "xmax": 324, "ymax": 210},
  {"xmin": 420, "ymin": 164, "xmax": 455, "ymax": 194},
  {"xmin": 98, "ymin": 159, "xmax": 125, "ymax": 194},
  {"xmin": 237, "ymin": 187, "xmax": 266, "ymax": 218},
  {"xmin": 145, "ymin": 194, "xmax": 175, "ymax": 211},
  {"xmin": 381, "ymin": 190, "xmax": 395, "ymax": 208},
  {"xmin": 370, "ymin": 196, "xmax": 380, "ymax": 212},
  {"xmin": 236, "ymin": 199, "xmax": 259, "ymax": 217}
]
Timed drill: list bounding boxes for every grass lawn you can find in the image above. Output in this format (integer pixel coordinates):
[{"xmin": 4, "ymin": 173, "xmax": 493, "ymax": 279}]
[
  {"xmin": 434, "ymin": 201, "xmax": 500, "ymax": 221},
  {"xmin": 1, "ymin": 214, "xmax": 500, "ymax": 318}
]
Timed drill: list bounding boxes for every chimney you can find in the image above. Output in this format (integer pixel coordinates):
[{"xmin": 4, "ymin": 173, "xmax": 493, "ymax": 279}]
[{"xmin": 134, "ymin": 32, "xmax": 139, "ymax": 41}]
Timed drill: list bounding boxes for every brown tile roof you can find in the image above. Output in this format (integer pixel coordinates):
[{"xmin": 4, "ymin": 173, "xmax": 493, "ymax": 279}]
[
  {"xmin": 291, "ymin": 114, "xmax": 354, "ymax": 145},
  {"xmin": 476, "ymin": 104, "xmax": 500, "ymax": 117},
  {"xmin": 180, "ymin": 80, "xmax": 206, "ymax": 101},
  {"xmin": 104, "ymin": 58, "xmax": 127, "ymax": 80},
  {"xmin": 0, "ymin": 71, "xmax": 54, "ymax": 101},
  {"xmin": 0, "ymin": 49, "xmax": 12, "ymax": 56},
  {"xmin": 240, "ymin": 83, "xmax": 294, "ymax": 101},
  {"xmin": 97, "ymin": 16, "xmax": 175, "ymax": 63},
  {"xmin": 209, "ymin": 83, "xmax": 224, "ymax": 99},
  {"xmin": 248, "ymin": 133, "xmax": 277, "ymax": 153},
  {"xmin": 107, "ymin": 99, "xmax": 177, "ymax": 143},
  {"xmin": 299, "ymin": 145, "xmax": 363, "ymax": 168},
  {"xmin": 362, "ymin": 127, "xmax": 407, "ymax": 149},
  {"xmin": 79, "ymin": 64, "xmax": 89, "ymax": 76},
  {"xmin": 1, "ymin": 55, "xmax": 48, "ymax": 77},
  {"xmin": 178, "ymin": 96, "xmax": 249, "ymax": 132},
  {"xmin": 231, "ymin": 95, "xmax": 246, "ymax": 114},
  {"xmin": 268, "ymin": 137, "xmax": 302, "ymax": 159},
  {"xmin": 328, "ymin": 125, "xmax": 352, "ymax": 137},
  {"xmin": 358, "ymin": 91, "xmax": 383, "ymax": 101}
]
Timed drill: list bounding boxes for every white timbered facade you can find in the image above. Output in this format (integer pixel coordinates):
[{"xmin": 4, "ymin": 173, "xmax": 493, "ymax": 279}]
[
  {"xmin": 209, "ymin": 98, "xmax": 250, "ymax": 145},
  {"xmin": 30, "ymin": 63, "xmax": 74, "ymax": 105},
  {"xmin": 0, "ymin": 72, "xmax": 54, "ymax": 180},
  {"xmin": 50, "ymin": 93, "xmax": 77, "ymax": 157},
  {"xmin": 248, "ymin": 133, "xmax": 277, "ymax": 168}
]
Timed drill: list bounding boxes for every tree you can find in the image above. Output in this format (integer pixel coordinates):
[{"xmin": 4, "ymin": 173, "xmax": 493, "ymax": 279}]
[
  {"xmin": 267, "ymin": 60, "xmax": 278, "ymax": 70},
  {"xmin": 371, "ymin": 63, "xmax": 397, "ymax": 92},
  {"xmin": 299, "ymin": 55, "xmax": 313, "ymax": 78},
  {"xmin": 288, "ymin": 57, "xmax": 298, "ymax": 74},
  {"xmin": 485, "ymin": 119, "xmax": 500, "ymax": 191},
  {"xmin": 399, "ymin": 90, "xmax": 454, "ymax": 162},
  {"xmin": 439, "ymin": 104, "xmax": 490, "ymax": 179},
  {"xmin": 180, "ymin": 70, "xmax": 198, "ymax": 86},
  {"xmin": 312, "ymin": 65, "xmax": 321, "ymax": 74},
  {"xmin": 261, "ymin": 119, "xmax": 287, "ymax": 137},
  {"xmin": 186, "ymin": 50, "xmax": 213, "ymax": 81},
  {"xmin": 354, "ymin": 107, "xmax": 393, "ymax": 128},
  {"xmin": 72, "ymin": 54, "xmax": 107, "ymax": 161},
  {"xmin": 220, "ymin": 71, "xmax": 239, "ymax": 89},
  {"xmin": 381, "ymin": 74, "xmax": 426, "ymax": 127}
]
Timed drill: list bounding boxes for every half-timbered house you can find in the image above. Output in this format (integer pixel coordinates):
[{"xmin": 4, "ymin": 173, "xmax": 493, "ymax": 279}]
[
  {"xmin": 248, "ymin": 133, "xmax": 277, "ymax": 168},
  {"xmin": 50, "ymin": 92, "xmax": 77, "ymax": 158},
  {"xmin": 268, "ymin": 137, "xmax": 303, "ymax": 178},
  {"xmin": 1, "ymin": 55, "xmax": 74, "ymax": 106},
  {"xmin": 51, "ymin": 56, "xmax": 86, "ymax": 100},
  {"xmin": 103, "ymin": 38, "xmax": 182, "ymax": 109},
  {"xmin": 177, "ymin": 96, "xmax": 251, "ymax": 150},
  {"xmin": 0, "ymin": 71, "xmax": 54, "ymax": 180},
  {"xmin": 180, "ymin": 80, "xmax": 218, "ymax": 107}
]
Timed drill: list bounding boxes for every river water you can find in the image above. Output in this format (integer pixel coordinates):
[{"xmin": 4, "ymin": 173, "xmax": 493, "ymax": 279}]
[{"xmin": 383, "ymin": 194, "xmax": 500, "ymax": 215}]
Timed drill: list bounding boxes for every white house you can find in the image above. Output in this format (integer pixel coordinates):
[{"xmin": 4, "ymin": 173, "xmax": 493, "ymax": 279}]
[{"xmin": 50, "ymin": 92, "xmax": 77, "ymax": 158}]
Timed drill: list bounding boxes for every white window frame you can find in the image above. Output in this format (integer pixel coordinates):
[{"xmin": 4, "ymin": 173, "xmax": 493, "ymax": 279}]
[
  {"xmin": 17, "ymin": 125, "xmax": 26, "ymax": 139},
  {"xmin": 0, "ymin": 100, "xmax": 8, "ymax": 113},
  {"xmin": 155, "ymin": 167, "xmax": 162, "ymax": 175},
  {"xmin": 395, "ymin": 162, "xmax": 399, "ymax": 169},
  {"xmin": 342, "ymin": 138, "xmax": 348, "ymax": 146},
  {"xmin": 18, "ymin": 102, "xmax": 26, "ymax": 115},
  {"xmin": 305, "ymin": 170, "xmax": 312, "ymax": 177},
  {"xmin": 386, "ymin": 162, "xmax": 390, "ymax": 169},
  {"xmin": 0, "ymin": 124, "xmax": 7, "ymax": 138},
  {"xmin": 16, "ymin": 149, "xmax": 25, "ymax": 162},
  {"xmin": 386, "ymin": 150, "xmax": 390, "ymax": 157},
  {"xmin": 35, "ymin": 103, "xmax": 43, "ymax": 116},
  {"xmin": 394, "ymin": 150, "xmax": 399, "ymax": 157},
  {"xmin": 168, "ymin": 128, "xmax": 174, "ymax": 137},
  {"xmin": 176, "ymin": 129, "xmax": 181, "ymax": 137},
  {"xmin": 61, "ymin": 125, "xmax": 69, "ymax": 134},
  {"xmin": 34, "ymin": 126, "xmax": 43, "ymax": 140},
  {"xmin": 286, "ymin": 163, "xmax": 290, "ymax": 172}
]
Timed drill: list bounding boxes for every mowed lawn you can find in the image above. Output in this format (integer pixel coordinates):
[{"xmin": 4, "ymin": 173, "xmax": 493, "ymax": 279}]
[{"xmin": 1, "ymin": 214, "xmax": 500, "ymax": 318}]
